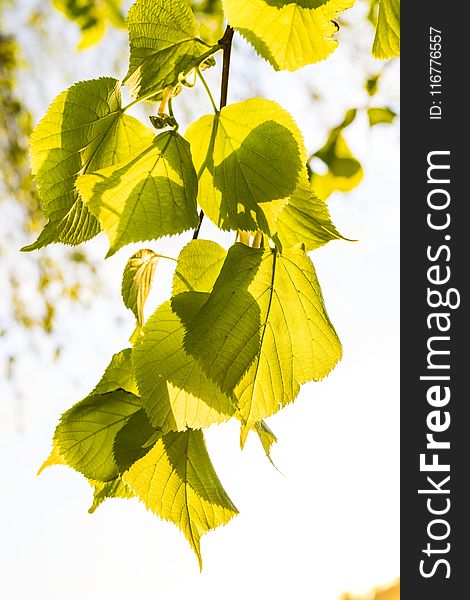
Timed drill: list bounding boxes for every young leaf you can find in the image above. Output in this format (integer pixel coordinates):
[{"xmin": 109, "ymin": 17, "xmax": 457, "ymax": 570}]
[
  {"xmin": 184, "ymin": 243, "xmax": 342, "ymax": 430},
  {"xmin": 76, "ymin": 131, "xmax": 199, "ymax": 256},
  {"xmin": 310, "ymin": 108, "xmax": 363, "ymax": 199},
  {"xmin": 254, "ymin": 420, "xmax": 278, "ymax": 463},
  {"xmin": 133, "ymin": 300, "xmax": 235, "ymax": 432},
  {"xmin": 54, "ymin": 390, "xmax": 142, "ymax": 482},
  {"xmin": 185, "ymin": 98, "xmax": 306, "ymax": 233},
  {"xmin": 221, "ymin": 0, "xmax": 355, "ymax": 71},
  {"xmin": 122, "ymin": 249, "xmax": 159, "ymax": 325},
  {"xmin": 367, "ymin": 107, "xmax": 397, "ymax": 127},
  {"xmin": 88, "ymin": 478, "xmax": 135, "ymax": 514},
  {"xmin": 122, "ymin": 429, "xmax": 238, "ymax": 568},
  {"xmin": 273, "ymin": 168, "xmax": 345, "ymax": 251},
  {"xmin": 24, "ymin": 77, "xmax": 154, "ymax": 251},
  {"xmin": 123, "ymin": 0, "xmax": 212, "ymax": 100},
  {"xmin": 372, "ymin": 0, "xmax": 400, "ymax": 59}
]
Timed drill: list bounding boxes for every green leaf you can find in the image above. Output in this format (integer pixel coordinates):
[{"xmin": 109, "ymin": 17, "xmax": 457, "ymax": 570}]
[
  {"xmin": 185, "ymin": 98, "xmax": 306, "ymax": 233},
  {"xmin": 367, "ymin": 106, "xmax": 397, "ymax": 126},
  {"xmin": 113, "ymin": 409, "xmax": 160, "ymax": 472},
  {"xmin": 273, "ymin": 169, "xmax": 345, "ymax": 251},
  {"xmin": 54, "ymin": 390, "xmax": 142, "ymax": 481},
  {"xmin": 133, "ymin": 300, "xmax": 235, "ymax": 432},
  {"xmin": 372, "ymin": 0, "xmax": 400, "ymax": 59},
  {"xmin": 122, "ymin": 249, "xmax": 159, "ymax": 325},
  {"xmin": 88, "ymin": 477, "xmax": 135, "ymax": 514},
  {"xmin": 253, "ymin": 420, "xmax": 278, "ymax": 462},
  {"xmin": 184, "ymin": 243, "xmax": 342, "ymax": 431},
  {"xmin": 310, "ymin": 109, "xmax": 363, "ymax": 199},
  {"xmin": 23, "ymin": 77, "xmax": 154, "ymax": 251},
  {"xmin": 122, "ymin": 429, "xmax": 238, "ymax": 568},
  {"xmin": 123, "ymin": 0, "xmax": 212, "ymax": 100},
  {"xmin": 172, "ymin": 239, "xmax": 227, "ymax": 296},
  {"xmin": 77, "ymin": 131, "xmax": 199, "ymax": 256},
  {"xmin": 221, "ymin": 0, "xmax": 355, "ymax": 71},
  {"xmin": 92, "ymin": 348, "xmax": 139, "ymax": 396}
]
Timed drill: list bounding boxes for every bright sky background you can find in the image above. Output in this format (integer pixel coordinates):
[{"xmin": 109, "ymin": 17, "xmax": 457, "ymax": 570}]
[{"xmin": 0, "ymin": 2, "xmax": 399, "ymax": 599}]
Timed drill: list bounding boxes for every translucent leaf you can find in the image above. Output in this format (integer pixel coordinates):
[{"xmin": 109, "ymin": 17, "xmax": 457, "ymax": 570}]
[
  {"xmin": 77, "ymin": 131, "xmax": 199, "ymax": 256},
  {"xmin": 24, "ymin": 77, "xmax": 154, "ymax": 251},
  {"xmin": 310, "ymin": 108, "xmax": 363, "ymax": 199},
  {"xmin": 273, "ymin": 169, "xmax": 345, "ymax": 251},
  {"xmin": 172, "ymin": 239, "xmax": 227, "ymax": 296},
  {"xmin": 54, "ymin": 390, "xmax": 142, "ymax": 481},
  {"xmin": 367, "ymin": 107, "xmax": 397, "ymax": 126},
  {"xmin": 122, "ymin": 249, "xmax": 159, "ymax": 325},
  {"xmin": 122, "ymin": 429, "xmax": 238, "ymax": 567},
  {"xmin": 253, "ymin": 420, "xmax": 278, "ymax": 465},
  {"xmin": 372, "ymin": 0, "xmax": 400, "ymax": 59},
  {"xmin": 88, "ymin": 478, "xmax": 135, "ymax": 514},
  {"xmin": 133, "ymin": 300, "xmax": 235, "ymax": 432},
  {"xmin": 113, "ymin": 409, "xmax": 160, "ymax": 472},
  {"xmin": 92, "ymin": 348, "xmax": 138, "ymax": 396},
  {"xmin": 185, "ymin": 98, "xmax": 306, "ymax": 233},
  {"xmin": 123, "ymin": 0, "xmax": 211, "ymax": 100},
  {"xmin": 184, "ymin": 243, "xmax": 342, "ymax": 431},
  {"xmin": 221, "ymin": 0, "xmax": 355, "ymax": 71}
]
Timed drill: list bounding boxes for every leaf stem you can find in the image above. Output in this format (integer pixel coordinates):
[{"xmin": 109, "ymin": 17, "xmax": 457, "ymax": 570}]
[
  {"xmin": 197, "ymin": 67, "xmax": 219, "ymax": 114},
  {"xmin": 193, "ymin": 26, "xmax": 234, "ymax": 240}
]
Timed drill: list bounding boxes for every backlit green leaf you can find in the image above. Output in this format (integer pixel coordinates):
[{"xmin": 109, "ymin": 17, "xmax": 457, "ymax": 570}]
[
  {"xmin": 172, "ymin": 239, "xmax": 227, "ymax": 296},
  {"xmin": 54, "ymin": 389, "xmax": 142, "ymax": 481},
  {"xmin": 133, "ymin": 300, "xmax": 235, "ymax": 432},
  {"xmin": 113, "ymin": 409, "xmax": 160, "ymax": 472},
  {"xmin": 372, "ymin": 0, "xmax": 400, "ymax": 59},
  {"xmin": 77, "ymin": 131, "xmax": 199, "ymax": 256},
  {"xmin": 123, "ymin": 0, "xmax": 212, "ymax": 100},
  {"xmin": 273, "ymin": 169, "xmax": 345, "ymax": 251},
  {"xmin": 222, "ymin": 0, "xmax": 355, "ymax": 71},
  {"xmin": 184, "ymin": 243, "xmax": 342, "ymax": 431},
  {"xmin": 253, "ymin": 420, "xmax": 278, "ymax": 463},
  {"xmin": 24, "ymin": 77, "xmax": 154, "ymax": 251},
  {"xmin": 122, "ymin": 429, "xmax": 238, "ymax": 567},
  {"xmin": 88, "ymin": 477, "xmax": 135, "ymax": 513},
  {"xmin": 122, "ymin": 249, "xmax": 159, "ymax": 325},
  {"xmin": 185, "ymin": 98, "xmax": 306, "ymax": 233},
  {"xmin": 92, "ymin": 348, "xmax": 139, "ymax": 396}
]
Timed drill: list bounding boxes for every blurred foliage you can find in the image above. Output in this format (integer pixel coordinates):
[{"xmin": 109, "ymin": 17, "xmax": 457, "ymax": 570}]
[
  {"xmin": 341, "ymin": 580, "xmax": 400, "ymax": 600},
  {"xmin": 0, "ymin": 4, "xmax": 100, "ymax": 373},
  {"xmin": 52, "ymin": 0, "xmax": 125, "ymax": 49}
]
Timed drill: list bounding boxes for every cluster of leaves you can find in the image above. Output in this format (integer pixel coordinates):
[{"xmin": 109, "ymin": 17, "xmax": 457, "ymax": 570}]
[{"xmin": 31, "ymin": 0, "xmax": 400, "ymax": 566}]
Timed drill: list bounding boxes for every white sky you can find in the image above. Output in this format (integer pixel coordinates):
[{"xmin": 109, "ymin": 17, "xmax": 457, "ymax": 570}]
[{"xmin": 0, "ymin": 2, "xmax": 399, "ymax": 599}]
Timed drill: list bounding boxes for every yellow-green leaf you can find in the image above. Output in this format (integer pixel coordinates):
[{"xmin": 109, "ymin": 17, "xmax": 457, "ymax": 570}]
[
  {"xmin": 123, "ymin": 0, "xmax": 212, "ymax": 100},
  {"xmin": 122, "ymin": 429, "xmax": 238, "ymax": 568},
  {"xmin": 23, "ymin": 77, "xmax": 154, "ymax": 251},
  {"xmin": 184, "ymin": 243, "xmax": 342, "ymax": 431},
  {"xmin": 372, "ymin": 0, "xmax": 400, "ymax": 59},
  {"xmin": 222, "ymin": 0, "xmax": 355, "ymax": 71},
  {"xmin": 77, "ymin": 131, "xmax": 199, "ymax": 256},
  {"xmin": 185, "ymin": 98, "xmax": 306, "ymax": 233},
  {"xmin": 88, "ymin": 477, "xmax": 135, "ymax": 513},
  {"xmin": 273, "ymin": 168, "xmax": 345, "ymax": 251},
  {"xmin": 133, "ymin": 300, "xmax": 235, "ymax": 432}
]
